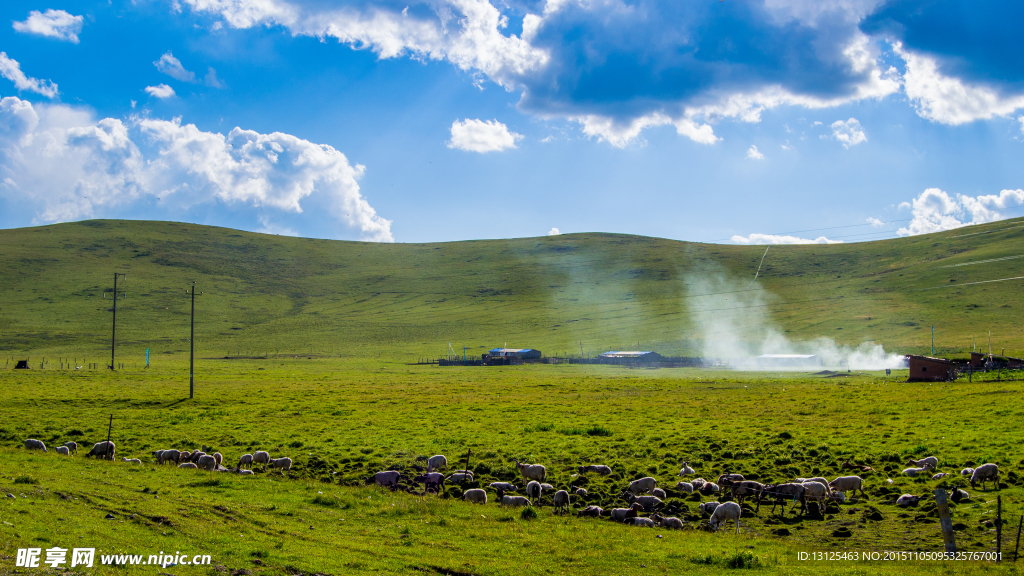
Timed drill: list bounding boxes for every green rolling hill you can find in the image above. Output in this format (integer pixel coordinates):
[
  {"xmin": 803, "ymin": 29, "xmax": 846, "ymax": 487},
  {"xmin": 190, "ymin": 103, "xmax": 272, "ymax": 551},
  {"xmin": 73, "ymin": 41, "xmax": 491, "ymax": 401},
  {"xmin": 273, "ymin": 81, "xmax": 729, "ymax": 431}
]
[{"xmin": 0, "ymin": 217, "xmax": 1021, "ymax": 362}]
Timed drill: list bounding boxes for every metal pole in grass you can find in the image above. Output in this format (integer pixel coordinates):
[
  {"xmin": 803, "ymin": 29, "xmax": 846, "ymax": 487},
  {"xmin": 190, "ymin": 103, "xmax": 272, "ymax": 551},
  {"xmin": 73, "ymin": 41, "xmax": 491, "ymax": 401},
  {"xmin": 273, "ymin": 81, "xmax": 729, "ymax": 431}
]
[
  {"xmin": 105, "ymin": 414, "xmax": 113, "ymax": 461},
  {"xmin": 935, "ymin": 488, "xmax": 957, "ymax": 554},
  {"xmin": 997, "ymin": 495, "xmax": 1002, "ymax": 561},
  {"xmin": 186, "ymin": 282, "xmax": 203, "ymax": 399},
  {"xmin": 1014, "ymin": 515, "xmax": 1022, "ymax": 561},
  {"xmin": 462, "ymin": 449, "xmax": 472, "ymax": 486},
  {"xmin": 104, "ymin": 273, "xmax": 126, "ymax": 370}
]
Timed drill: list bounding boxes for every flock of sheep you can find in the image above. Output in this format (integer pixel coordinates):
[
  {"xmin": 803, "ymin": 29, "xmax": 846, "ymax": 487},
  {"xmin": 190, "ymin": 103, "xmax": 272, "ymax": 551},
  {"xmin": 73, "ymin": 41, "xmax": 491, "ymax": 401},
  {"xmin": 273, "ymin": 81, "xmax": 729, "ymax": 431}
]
[
  {"xmin": 370, "ymin": 455, "xmax": 1002, "ymax": 533},
  {"xmin": 23, "ymin": 438, "xmax": 1002, "ymax": 533}
]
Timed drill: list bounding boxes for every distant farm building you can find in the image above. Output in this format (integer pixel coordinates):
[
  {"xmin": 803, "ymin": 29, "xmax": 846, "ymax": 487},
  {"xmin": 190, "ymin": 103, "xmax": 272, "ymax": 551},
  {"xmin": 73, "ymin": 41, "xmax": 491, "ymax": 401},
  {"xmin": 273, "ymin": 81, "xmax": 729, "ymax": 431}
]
[
  {"xmin": 598, "ymin": 351, "xmax": 664, "ymax": 365},
  {"xmin": 483, "ymin": 348, "xmax": 542, "ymax": 365},
  {"xmin": 756, "ymin": 354, "xmax": 822, "ymax": 369},
  {"xmin": 907, "ymin": 355, "xmax": 956, "ymax": 382}
]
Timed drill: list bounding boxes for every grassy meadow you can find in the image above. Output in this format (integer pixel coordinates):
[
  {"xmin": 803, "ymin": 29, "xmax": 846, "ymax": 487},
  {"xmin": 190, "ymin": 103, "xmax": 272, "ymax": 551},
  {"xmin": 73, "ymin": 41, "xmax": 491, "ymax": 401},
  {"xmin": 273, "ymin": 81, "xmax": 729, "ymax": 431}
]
[{"xmin": 1, "ymin": 219, "xmax": 1024, "ymax": 574}]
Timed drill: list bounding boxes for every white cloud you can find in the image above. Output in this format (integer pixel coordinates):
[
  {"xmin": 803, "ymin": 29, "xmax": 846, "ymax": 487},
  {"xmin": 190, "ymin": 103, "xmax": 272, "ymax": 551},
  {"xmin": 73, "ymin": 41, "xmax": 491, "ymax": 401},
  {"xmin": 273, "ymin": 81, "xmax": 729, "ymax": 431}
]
[
  {"xmin": 732, "ymin": 233, "xmax": 843, "ymax": 245},
  {"xmin": 204, "ymin": 67, "xmax": 225, "ymax": 88},
  {"xmin": 0, "ymin": 52, "xmax": 58, "ymax": 98},
  {"xmin": 154, "ymin": 51, "xmax": 197, "ymax": 83},
  {"xmin": 448, "ymin": 118, "xmax": 522, "ymax": 153},
  {"xmin": 746, "ymin": 145, "xmax": 764, "ymax": 160},
  {"xmin": 145, "ymin": 84, "xmax": 176, "ymax": 99},
  {"xmin": 0, "ymin": 96, "xmax": 393, "ymax": 241},
  {"xmin": 897, "ymin": 187, "xmax": 1024, "ymax": 236},
  {"xmin": 830, "ymin": 118, "xmax": 866, "ymax": 148},
  {"xmin": 895, "ymin": 43, "xmax": 1024, "ymax": 125},
  {"xmin": 574, "ymin": 112, "xmax": 718, "ymax": 148},
  {"xmin": 866, "ymin": 217, "xmax": 884, "ymax": 227},
  {"xmin": 12, "ymin": 9, "xmax": 83, "ymax": 43},
  {"xmin": 548, "ymin": 227, "xmax": 560, "ymax": 236}
]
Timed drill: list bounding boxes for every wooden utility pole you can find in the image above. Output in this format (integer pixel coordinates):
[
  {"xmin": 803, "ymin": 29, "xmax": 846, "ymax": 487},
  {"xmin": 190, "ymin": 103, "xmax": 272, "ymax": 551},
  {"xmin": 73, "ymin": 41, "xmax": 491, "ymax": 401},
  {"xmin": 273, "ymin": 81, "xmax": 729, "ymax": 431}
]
[
  {"xmin": 186, "ymin": 282, "xmax": 203, "ymax": 399},
  {"xmin": 104, "ymin": 414, "xmax": 113, "ymax": 460},
  {"xmin": 935, "ymin": 488, "xmax": 957, "ymax": 554},
  {"xmin": 1013, "ymin": 515, "xmax": 1022, "ymax": 562},
  {"xmin": 106, "ymin": 273, "xmax": 126, "ymax": 370},
  {"xmin": 998, "ymin": 496, "xmax": 1003, "ymax": 561}
]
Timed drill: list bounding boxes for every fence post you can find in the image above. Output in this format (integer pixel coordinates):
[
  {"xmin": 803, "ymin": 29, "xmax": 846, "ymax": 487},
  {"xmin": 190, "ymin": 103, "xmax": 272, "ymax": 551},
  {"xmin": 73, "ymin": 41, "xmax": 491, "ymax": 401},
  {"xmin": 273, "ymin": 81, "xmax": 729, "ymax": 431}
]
[
  {"xmin": 997, "ymin": 495, "xmax": 1002, "ymax": 561},
  {"xmin": 1014, "ymin": 515, "xmax": 1022, "ymax": 562},
  {"xmin": 935, "ymin": 488, "xmax": 957, "ymax": 554}
]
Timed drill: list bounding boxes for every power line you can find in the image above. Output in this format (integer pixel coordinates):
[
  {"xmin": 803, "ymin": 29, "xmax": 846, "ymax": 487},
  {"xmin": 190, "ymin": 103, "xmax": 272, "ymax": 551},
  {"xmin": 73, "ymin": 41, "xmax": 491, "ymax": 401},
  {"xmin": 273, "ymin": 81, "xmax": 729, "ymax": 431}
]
[
  {"xmin": 936, "ymin": 255, "xmax": 1024, "ymax": 269},
  {"xmin": 913, "ymin": 275, "xmax": 1024, "ymax": 292}
]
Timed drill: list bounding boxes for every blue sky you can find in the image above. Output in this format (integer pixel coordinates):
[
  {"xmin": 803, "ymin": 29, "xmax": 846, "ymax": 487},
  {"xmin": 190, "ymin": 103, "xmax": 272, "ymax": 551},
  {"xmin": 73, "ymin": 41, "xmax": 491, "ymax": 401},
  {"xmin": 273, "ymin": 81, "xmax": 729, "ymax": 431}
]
[{"xmin": 1, "ymin": 0, "xmax": 1023, "ymax": 244}]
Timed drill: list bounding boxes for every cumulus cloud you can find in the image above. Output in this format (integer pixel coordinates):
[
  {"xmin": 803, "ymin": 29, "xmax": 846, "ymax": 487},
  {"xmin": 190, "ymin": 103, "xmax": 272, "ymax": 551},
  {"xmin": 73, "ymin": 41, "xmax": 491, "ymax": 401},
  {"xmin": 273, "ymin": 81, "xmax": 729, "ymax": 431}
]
[
  {"xmin": 897, "ymin": 188, "xmax": 1024, "ymax": 236},
  {"xmin": 866, "ymin": 217, "xmax": 884, "ymax": 227},
  {"xmin": 145, "ymin": 84, "xmax": 175, "ymax": 99},
  {"xmin": 154, "ymin": 51, "xmax": 197, "ymax": 83},
  {"xmin": 12, "ymin": 9, "xmax": 83, "ymax": 43},
  {"xmin": 732, "ymin": 233, "xmax": 843, "ymax": 245},
  {"xmin": 0, "ymin": 96, "xmax": 392, "ymax": 241},
  {"xmin": 448, "ymin": 118, "xmax": 521, "ymax": 153},
  {"xmin": 548, "ymin": 227, "xmax": 560, "ymax": 236},
  {"xmin": 0, "ymin": 52, "xmax": 58, "ymax": 98},
  {"xmin": 830, "ymin": 118, "xmax": 866, "ymax": 147},
  {"xmin": 746, "ymin": 145, "xmax": 764, "ymax": 160}
]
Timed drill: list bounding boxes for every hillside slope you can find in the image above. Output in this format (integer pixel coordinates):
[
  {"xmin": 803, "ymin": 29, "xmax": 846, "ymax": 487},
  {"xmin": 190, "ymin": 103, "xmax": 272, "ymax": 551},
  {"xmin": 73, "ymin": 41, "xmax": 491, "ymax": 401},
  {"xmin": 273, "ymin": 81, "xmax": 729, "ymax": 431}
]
[{"xmin": 0, "ymin": 218, "xmax": 1021, "ymax": 360}]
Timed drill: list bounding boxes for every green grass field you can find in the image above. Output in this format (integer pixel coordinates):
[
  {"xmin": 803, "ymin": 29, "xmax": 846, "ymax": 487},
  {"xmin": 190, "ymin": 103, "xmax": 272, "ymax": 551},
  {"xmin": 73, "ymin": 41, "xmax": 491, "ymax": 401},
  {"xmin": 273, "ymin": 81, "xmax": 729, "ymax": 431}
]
[{"xmin": 1, "ymin": 219, "xmax": 1023, "ymax": 574}]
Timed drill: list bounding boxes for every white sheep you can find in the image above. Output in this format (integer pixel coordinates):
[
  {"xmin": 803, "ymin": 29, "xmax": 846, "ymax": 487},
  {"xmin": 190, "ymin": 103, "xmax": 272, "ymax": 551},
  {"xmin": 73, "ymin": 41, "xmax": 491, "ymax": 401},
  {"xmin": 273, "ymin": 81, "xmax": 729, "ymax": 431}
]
[
  {"xmin": 180, "ymin": 450, "xmax": 192, "ymax": 461},
  {"xmin": 970, "ymin": 463, "xmax": 999, "ymax": 490},
  {"xmin": 24, "ymin": 439, "xmax": 47, "ymax": 452},
  {"xmin": 159, "ymin": 449, "xmax": 180, "ymax": 465},
  {"xmin": 86, "ymin": 441, "xmax": 115, "ymax": 460},
  {"xmin": 627, "ymin": 476, "xmax": 657, "ymax": 495},
  {"xmin": 270, "ymin": 457, "xmax": 293, "ymax": 471},
  {"xmin": 896, "ymin": 494, "xmax": 920, "ymax": 507},
  {"xmin": 373, "ymin": 471, "xmax": 401, "ymax": 489},
  {"xmin": 698, "ymin": 501, "xmax": 720, "ymax": 515},
  {"xmin": 447, "ymin": 471, "xmax": 474, "ymax": 483},
  {"xmin": 652, "ymin": 487, "xmax": 667, "ymax": 499},
  {"xmin": 515, "ymin": 461, "xmax": 547, "ymax": 483},
  {"xmin": 501, "ymin": 495, "xmax": 531, "ymax": 507},
  {"xmin": 675, "ymin": 481, "xmax": 694, "ymax": 494},
  {"xmin": 902, "ymin": 466, "xmax": 931, "ymax": 477},
  {"xmin": 629, "ymin": 517, "xmax": 656, "ymax": 527},
  {"xmin": 609, "ymin": 503, "xmax": 643, "ymax": 522},
  {"xmin": 488, "ymin": 482, "xmax": 517, "ymax": 492},
  {"xmin": 698, "ymin": 482, "xmax": 720, "ymax": 495},
  {"xmin": 213, "ymin": 452, "xmax": 223, "ymax": 467},
  {"xmin": 794, "ymin": 477, "xmax": 831, "ymax": 491},
  {"xmin": 576, "ymin": 505, "xmax": 602, "ymax": 518},
  {"xmin": 55, "ymin": 446, "xmax": 70, "ymax": 456},
  {"xmin": 626, "ymin": 494, "xmax": 664, "ymax": 512},
  {"xmin": 830, "ymin": 491, "xmax": 847, "ymax": 503},
  {"xmin": 578, "ymin": 465, "xmax": 612, "ymax": 475},
  {"xmin": 238, "ymin": 454, "xmax": 253, "ymax": 468},
  {"xmin": 197, "ymin": 455, "xmax": 217, "ymax": 471},
  {"xmin": 828, "ymin": 476, "xmax": 865, "ymax": 498},
  {"xmin": 526, "ymin": 480, "xmax": 543, "ymax": 501},
  {"xmin": 932, "ymin": 473, "xmax": 948, "ymax": 480},
  {"xmin": 121, "ymin": 457, "xmax": 142, "ymax": 464},
  {"xmin": 540, "ymin": 482, "xmax": 554, "ymax": 492},
  {"xmin": 427, "ymin": 455, "xmax": 448, "ymax": 472},
  {"xmin": 709, "ymin": 501, "xmax": 742, "ymax": 533},
  {"xmin": 178, "ymin": 462, "xmax": 198, "ymax": 469},
  {"xmin": 552, "ymin": 490, "xmax": 570, "ymax": 512},
  {"xmin": 574, "ymin": 487, "xmax": 588, "ymax": 496},
  {"xmin": 64, "ymin": 441, "xmax": 78, "ymax": 455},
  {"xmin": 802, "ymin": 482, "xmax": 829, "ymax": 513},
  {"xmin": 253, "ymin": 451, "xmax": 271, "ymax": 468},
  {"xmin": 236, "ymin": 469, "xmax": 255, "ymax": 476},
  {"xmin": 678, "ymin": 462, "xmax": 695, "ymax": 476},
  {"xmin": 651, "ymin": 514, "xmax": 684, "ymax": 529},
  {"xmin": 463, "ymin": 489, "xmax": 487, "ymax": 504},
  {"xmin": 961, "ymin": 467, "xmax": 975, "ymax": 476},
  {"xmin": 690, "ymin": 477, "xmax": 707, "ymax": 489},
  {"xmin": 907, "ymin": 456, "xmax": 939, "ymax": 469},
  {"xmin": 153, "ymin": 449, "xmax": 165, "ymax": 461},
  {"xmin": 189, "ymin": 451, "xmax": 206, "ymax": 463}
]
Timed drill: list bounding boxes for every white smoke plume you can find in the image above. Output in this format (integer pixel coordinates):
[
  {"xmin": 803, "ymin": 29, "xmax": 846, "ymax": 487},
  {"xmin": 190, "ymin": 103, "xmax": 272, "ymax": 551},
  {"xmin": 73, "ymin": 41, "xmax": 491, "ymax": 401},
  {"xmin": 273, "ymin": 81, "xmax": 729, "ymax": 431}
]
[{"xmin": 686, "ymin": 267, "xmax": 906, "ymax": 370}]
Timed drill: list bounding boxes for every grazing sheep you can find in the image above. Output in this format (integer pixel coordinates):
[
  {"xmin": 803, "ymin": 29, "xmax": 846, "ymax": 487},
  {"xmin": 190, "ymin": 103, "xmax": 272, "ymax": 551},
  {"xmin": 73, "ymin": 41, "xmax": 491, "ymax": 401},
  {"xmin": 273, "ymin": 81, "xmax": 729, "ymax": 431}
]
[
  {"xmin": 24, "ymin": 439, "xmax": 46, "ymax": 452},
  {"xmin": 902, "ymin": 466, "xmax": 931, "ymax": 477},
  {"xmin": 190, "ymin": 451, "xmax": 206, "ymax": 464},
  {"xmin": 675, "ymin": 481, "xmax": 694, "ymax": 494},
  {"xmin": 652, "ymin": 487, "xmax": 667, "ymax": 499},
  {"xmin": 578, "ymin": 465, "xmax": 612, "ymax": 475},
  {"xmin": 576, "ymin": 505, "xmax": 603, "ymax": 518},
  {"xmin": 56, "ymin": 446, "xmax": 70, "ymax": 456},
  {"xmin": 236, "ymin": 469, "xmax": 255, "ymax": 476},
  {"xmin": 574, "ymin": 487, "xmax": 588, "ymax": 497},
  {"xmin": 830, "ymin": 491, "xmax": 847, "ymax": 503},
  {"xmin": 627, "ymin": 476, "xmax": 657, "ymax": 495},
  {"xmin": 121, "ymin": 457, "xmax": 142, "ymax": 465},
  {"xmin": 197, "ymin": 455, "xmax": 218, "ymax": 471},
  {"xmin": 651, "ymin": 514, "xmax": 684, "ymax": 529},
  {"xmin": 488, "ymin": 482, "xmax": 517, "ymax": 492},
  {"xmin": 427, "ymin": 455, "xmax": 448, "ymax": 472},
  {"xmin": 756, "ymin": 483, "xmax": 806, "ymax": 515},
  {"xmin": 213, "ymin": 452, "xmax": 223, "ymax": 467},
  {"xmin": 414, "ymin": 472, "xmax": 445, "ymax": 494},
  {"xmin": 447, "ymin": 471, "xmax": 474, "ymax": 483},
  {"xmin": 728, "ymin": 481, "xmax": 765, "ymax": 504},
  {"xmin": 373, "ymin": 471, "xmax": 401, "ymax": 490},
  {"xmin": 625, "ymin": 493, "xmax": 664, "ymax": 512},
  {"xmin": 896, "ymin": 494, "xmax": 920, "ymax": 507},
  {"xmin": 829, "ymin": 476, "xmax": 866, "ymax": 499},
  {"xmin": 515, "ymin": 460, "xmax": 547, "ymax": 483},
  {"xmin": 698, "ymin": 482, "xmax": 720, "ymax": 496},
  {"xmin": 253, "ymin": 451, "xmax": 271, "ymax": 469},
  {"xmin": 552, "ymin": 490, "xmax": 570, "ymax": 513},
  {"xmin": 802, "ymin": 482, "xmax": 830, "ymax": 513},
  {"xmin": 159, "ymin": 449, "xmax": 180, "ymax": 465},
  {"xmin": 63, "ymin": 441, "xmax": 78, "ymax": 455},
  {"xmin": 932, "ymin": 473, "xmax": 948, "ymax": 480},
  {"xmin": 463, "ymin": 489, "xmax": 487, "ymax": 504},
  {"xmin": 970, "ymin": 463, "xmax": 999, "ymax": 490},
  {"xmin": 238, "ymin": 454, "xmax": 253, "ymax": 469},
  {"xmin": 153, "ymin": 449, "xmax": 165, "ymax": 462},
  {"xmin": 270, "ymin": 457, "xmax": 293, "ymax": 472},
  {"xmin": 950, "ymin": 488, "xmax": 970, "ymax": 503},
  {"xmin": 629, "ymin": 517, "xmax": 656, "ymax": 527},
  {"xmin": 526, "ymin": 481, "xmax": 543, "ymax": 501},
  {"xmin": 86, "ymin": 441, "xmax": 115, "ymax": 460},
  {"xmin": 717, "ymin": 473, "xmax": 744, "ymax": 485},
  {"xmin": 907, "ymin": 456, "xmax": 939, "ymax": 469},
  {"xmin": 690, "ymin": 477, "xmax": 707, "ymax": 489},
  {"xmin": 961, "ymin": 467, "xmax": 975, "ymax": 476},
  {"xmin": 180, "ymin": 450, "xmax": 192, "ymax": 462},
  {"xmin": 709, "ymin": 501, "xmax": 742, "ymax": 533},
  {"xmin": 678, "ymin": 462, "xmax": 695, "ymax": 476},
  {"xmin": 501, "ymin": 495, "xmax": 531, "ymax": 507},
  {"xmin": 178, "ymin": 462, "xmax": 198, "ymax": 469},
  {"xmin": 795, "ymin": 477, "xmax": 831, "ymax": 491},
  {"xmin": 540, "ymin": 482, "xmax": 554, "ymax": 492},
  {"xmin": 699, "ymin": 501, "xmax": 720, "ymax": 515},
  {"xmin": 840, "ymin": 459, "xmax": 873, "ymax": 472},
  {"xmin": 610, "ymin": 503, "xmax": 644, "ymax": 522}
]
